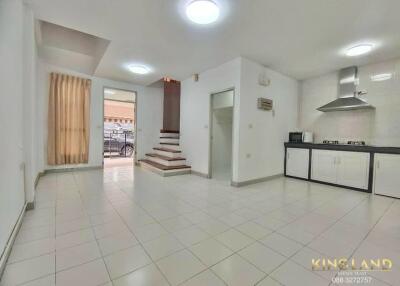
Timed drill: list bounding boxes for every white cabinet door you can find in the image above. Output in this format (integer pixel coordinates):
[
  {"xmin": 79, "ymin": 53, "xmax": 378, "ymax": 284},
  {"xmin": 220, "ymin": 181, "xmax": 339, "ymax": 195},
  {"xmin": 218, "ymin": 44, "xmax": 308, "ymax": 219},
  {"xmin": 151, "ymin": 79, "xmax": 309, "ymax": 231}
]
[
  {"xmin": 336, "ymin": 151, "xmax": 369, "ymax": 189},
  {"xmin": 311, "ymin": 150, "xmax": 337, "ymax": 184},
  {"xmin": 374, "ymin": 154, "xmax": 400, "ymax": 198},
  {"xmin": 286, "ymin": 148, "xmax": 309, "ymax": 179}
]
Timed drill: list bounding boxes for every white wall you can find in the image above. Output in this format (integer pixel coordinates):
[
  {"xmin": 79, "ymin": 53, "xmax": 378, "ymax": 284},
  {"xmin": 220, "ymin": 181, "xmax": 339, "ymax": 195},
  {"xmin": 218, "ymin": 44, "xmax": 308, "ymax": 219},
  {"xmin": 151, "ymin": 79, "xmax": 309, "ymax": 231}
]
[
  {"xmin": 237, "ymin": 58, "xmax": 299, "ymax": 182},
  {"xmin": 181, "ymin": 57, "xmax": 299, "ymax": 183},
  {"xmin": 212, "ymin": 107, "xmax": 233, "ymax": 176},
  {"xmin": 0, "ymin": 0, "xmax": 30, "ymax": 261},
  {"xmin": 36, "ymin": 61, "xmax": 163, "ymax": 172},
  {"xmin": 299, "ymin": 58, "xmax": 400, "ymax": 146},
  {"xmin": 23, "ymin": 7, "xmax": 38, "ymax": 203},
  {"xmin": 180, "ymin": 58, "xmax": 241, "ymax": 177}
]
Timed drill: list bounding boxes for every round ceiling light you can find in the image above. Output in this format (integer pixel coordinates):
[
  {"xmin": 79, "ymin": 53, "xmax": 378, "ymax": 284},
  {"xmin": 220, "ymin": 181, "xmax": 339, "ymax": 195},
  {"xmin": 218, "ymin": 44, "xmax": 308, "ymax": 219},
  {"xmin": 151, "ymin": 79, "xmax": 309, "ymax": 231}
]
[
  {"xmin": 127, "ymin": 64, "xmax": 150, "ymax": 74},
  {"xmin": 186, "ymin": 0, "xmax": 220, "ymax": 24},
  {"xmin": 345, "ymin": 44, "xmax": 373, "ymax": 57}
]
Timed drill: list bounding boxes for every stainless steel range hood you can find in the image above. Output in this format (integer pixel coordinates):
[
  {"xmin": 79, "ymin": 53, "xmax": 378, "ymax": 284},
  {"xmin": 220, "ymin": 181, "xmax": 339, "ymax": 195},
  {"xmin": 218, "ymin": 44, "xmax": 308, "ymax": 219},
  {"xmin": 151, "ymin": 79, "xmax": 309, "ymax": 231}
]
[{"xmin": 317, "ymin": 66, "xmax": 374, "ymax": 112}]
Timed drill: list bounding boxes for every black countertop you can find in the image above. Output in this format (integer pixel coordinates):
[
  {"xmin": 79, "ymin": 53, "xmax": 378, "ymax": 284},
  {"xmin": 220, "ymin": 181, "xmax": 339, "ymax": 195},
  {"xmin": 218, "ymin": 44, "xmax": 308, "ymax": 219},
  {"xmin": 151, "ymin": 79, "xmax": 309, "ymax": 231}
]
[{"xmin": 284, "ymin": 142, "xmax": 400, "ymax": 154}]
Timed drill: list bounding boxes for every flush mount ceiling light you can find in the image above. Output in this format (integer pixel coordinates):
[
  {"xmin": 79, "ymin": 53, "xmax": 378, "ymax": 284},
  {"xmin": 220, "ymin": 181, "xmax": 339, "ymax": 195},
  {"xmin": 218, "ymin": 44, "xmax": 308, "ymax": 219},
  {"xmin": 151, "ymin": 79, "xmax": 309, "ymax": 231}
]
[
  {"xmin": 345, "ymin": 44, "xmax": 373, "ymax": 57},
  {"xmin": 371, "ymin": 73, "xmax": 392, "ymax": 82},
  {"xmin": 186, "ymin": 0, "xmax": 220, "ymax": 24},
  {"xmin": 104, "ymin": 89, "xmax": 115, "ymax": 95},
  {"xmin": 127, "ymin": 64, "xmax": 150, "ymax": 75}
]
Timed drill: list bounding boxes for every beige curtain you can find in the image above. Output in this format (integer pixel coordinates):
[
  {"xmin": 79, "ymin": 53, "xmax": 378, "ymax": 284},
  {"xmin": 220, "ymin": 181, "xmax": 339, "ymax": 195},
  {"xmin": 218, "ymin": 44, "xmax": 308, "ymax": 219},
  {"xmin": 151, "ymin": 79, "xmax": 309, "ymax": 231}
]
[{"xmin": 47, "ymin": 72, "xmax": 91, "ymax": 165}]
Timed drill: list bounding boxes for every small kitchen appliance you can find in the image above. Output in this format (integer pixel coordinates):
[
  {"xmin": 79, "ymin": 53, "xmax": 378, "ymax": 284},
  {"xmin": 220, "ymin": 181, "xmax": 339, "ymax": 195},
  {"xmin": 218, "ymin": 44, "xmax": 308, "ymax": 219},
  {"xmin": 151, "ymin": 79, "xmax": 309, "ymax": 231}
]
[{"xmin": 289, "ymin": 132, "xmax": 313, "ymax": 143}]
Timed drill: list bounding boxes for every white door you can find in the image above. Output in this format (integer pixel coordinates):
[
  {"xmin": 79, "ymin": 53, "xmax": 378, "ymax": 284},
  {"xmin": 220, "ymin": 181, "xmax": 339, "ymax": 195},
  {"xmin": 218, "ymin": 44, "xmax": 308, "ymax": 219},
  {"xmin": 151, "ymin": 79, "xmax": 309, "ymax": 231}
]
[
  {"xmin": 336, "ymin": 151, "xmax": 369, "ymax": 189},
  {"xmin": 286, "ymin": 148, "xmax": 309, "ymax": 179},
  {"xmin": 374, "ymin": 154, "xmax": 400, "ymax": 198},
  {"xmin": 311, "ymin": 150, "xmax": 337, "ymax": 184}
]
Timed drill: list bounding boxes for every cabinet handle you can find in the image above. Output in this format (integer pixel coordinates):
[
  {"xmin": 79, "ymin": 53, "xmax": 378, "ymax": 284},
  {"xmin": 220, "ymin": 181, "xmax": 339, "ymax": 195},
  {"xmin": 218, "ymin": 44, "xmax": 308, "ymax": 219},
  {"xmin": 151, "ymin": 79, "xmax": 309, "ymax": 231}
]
[
  {"xmin": 337, "ymin": 157, "xmax": 341, "ymax": 164},
  {"xmin": 376, "ymin": 160, "xmax": 380, "ymax": 169}
]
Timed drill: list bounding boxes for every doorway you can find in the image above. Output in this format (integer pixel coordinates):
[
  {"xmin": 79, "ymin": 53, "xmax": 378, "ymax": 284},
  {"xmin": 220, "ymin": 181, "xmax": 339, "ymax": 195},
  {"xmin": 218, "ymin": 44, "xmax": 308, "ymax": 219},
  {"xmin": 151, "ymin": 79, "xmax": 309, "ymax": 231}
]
[
  {"xmin": 209, "ymin": 89, "xmax": 234, "ymax": 182},
  {"xmin": 103, "ymin": 87, "xmax": 137, "ymax": 167}
]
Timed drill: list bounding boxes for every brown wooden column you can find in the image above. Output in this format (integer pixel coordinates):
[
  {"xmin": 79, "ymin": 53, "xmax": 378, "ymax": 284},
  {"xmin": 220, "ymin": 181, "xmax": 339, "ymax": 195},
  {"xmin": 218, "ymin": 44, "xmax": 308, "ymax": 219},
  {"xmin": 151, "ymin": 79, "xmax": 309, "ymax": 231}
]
[{"xmin": 162, "ymin": 80, "xmax": 181, "ymax": 132}]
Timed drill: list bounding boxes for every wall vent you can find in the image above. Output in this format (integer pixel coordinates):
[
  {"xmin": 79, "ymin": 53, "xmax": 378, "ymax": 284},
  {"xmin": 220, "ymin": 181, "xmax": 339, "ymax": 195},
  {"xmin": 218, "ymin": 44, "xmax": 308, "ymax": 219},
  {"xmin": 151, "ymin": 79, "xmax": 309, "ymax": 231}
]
[{"xmin": 257, "ymin": 98, "xmax": 273, "ymax": 110}]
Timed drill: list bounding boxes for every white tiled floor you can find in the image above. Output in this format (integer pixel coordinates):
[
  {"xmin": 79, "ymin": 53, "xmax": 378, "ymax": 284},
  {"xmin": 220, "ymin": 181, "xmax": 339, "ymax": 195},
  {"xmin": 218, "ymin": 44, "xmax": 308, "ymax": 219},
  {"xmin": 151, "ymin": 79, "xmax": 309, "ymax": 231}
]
[{"xmin": 1, "ymin": 165, "xmax": 399, "ymax": 285}]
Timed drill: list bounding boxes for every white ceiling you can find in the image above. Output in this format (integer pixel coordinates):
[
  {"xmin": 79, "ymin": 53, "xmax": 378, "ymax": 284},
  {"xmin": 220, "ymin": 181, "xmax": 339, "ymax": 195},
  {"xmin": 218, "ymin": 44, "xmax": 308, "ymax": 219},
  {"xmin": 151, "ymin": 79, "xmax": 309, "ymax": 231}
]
[
  {"xmin": 26, "ymin": 0, "xmax": 400, "ymax": 85},
  {"xmin": 38, "ymin": 21, "xmax": 109, "ymax": 75}
]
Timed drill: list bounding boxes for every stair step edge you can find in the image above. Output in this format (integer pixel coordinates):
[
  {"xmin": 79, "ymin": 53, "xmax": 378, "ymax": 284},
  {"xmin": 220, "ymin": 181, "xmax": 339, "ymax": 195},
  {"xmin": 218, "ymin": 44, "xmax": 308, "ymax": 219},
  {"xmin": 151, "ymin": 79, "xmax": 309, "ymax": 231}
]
[
  {"xmin": 140, "ymin": 159, "xmax": 190, "ymax": 171},
  {"xmin": 160, "ymin": 143, "xmax": 179, "ymax": 146},
  {"xmin": 146, "ymin": 153, "xmax": 186, "ymax": 161},
  {"xmin": 153, "ymin": 147, "xmax": 181, "ymax": 153},
  {"xmin": 160, "ymin": 130, "xmax": 180, "ymax": 134}
]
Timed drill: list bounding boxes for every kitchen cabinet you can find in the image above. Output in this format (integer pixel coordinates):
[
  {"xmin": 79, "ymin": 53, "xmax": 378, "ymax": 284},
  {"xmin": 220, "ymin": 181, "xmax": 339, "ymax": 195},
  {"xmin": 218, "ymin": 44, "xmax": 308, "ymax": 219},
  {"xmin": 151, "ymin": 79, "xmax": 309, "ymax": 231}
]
[
  {"xmin": 312, "ymin": 150, "xmax": 369, "ymax": 189},
  {"xmin": 286, "ymin": 148, "xmax": 309, "ymax": 179},
  {"xmin": 374, "ymin": 154, "xmax": 400, "ymax": 198},
  {"xmin": 311, "ymin": 150, "xmax": 337, "ymax": 184},
  {"xmin": 336, "ymin": 151, "xmax": 369, "ymax": 189}
]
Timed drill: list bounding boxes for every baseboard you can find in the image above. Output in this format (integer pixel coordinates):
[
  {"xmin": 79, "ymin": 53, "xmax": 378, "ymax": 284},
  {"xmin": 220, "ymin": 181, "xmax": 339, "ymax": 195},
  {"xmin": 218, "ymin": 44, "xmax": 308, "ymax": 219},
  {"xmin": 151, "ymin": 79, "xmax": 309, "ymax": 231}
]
[
  {"xmin": 0, "ymin": 202, "xmax": 27, "ymax": 279},
  {"xmin": 231, "ymin": 173, "xmax": 283, "ymax": 187},
  {"xmin": 29, "ymin": 171, "xmax": 45, "ymax": 211},
  {"xmin": 26, "ymin": 201, "xmax": 35, "ymax": 211},
  {"xmin": 191, "ymin": 170, "xmax": 211, "ymax": 178},
  {"xmin": 34, "ymin": 171, "xmax": 44, "ymax": 189},
  {"xmin": 44, "ymin": 165, "xmax": 103, "ymax": 174}
]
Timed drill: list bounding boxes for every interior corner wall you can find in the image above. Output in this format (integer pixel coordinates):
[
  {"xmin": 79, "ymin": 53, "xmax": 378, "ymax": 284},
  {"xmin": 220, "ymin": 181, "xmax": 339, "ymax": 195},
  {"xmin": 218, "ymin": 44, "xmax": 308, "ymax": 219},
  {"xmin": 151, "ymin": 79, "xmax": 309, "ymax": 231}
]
[
  {"xmin": 180, "ymin": 58, "xmax": 241, "ymax": 178},
  {"xmin": 180, "ymin": 57, "xmax": 299, "ymax": 183},
  {"xmin": 237, "ymin": 58, "xmax": 299, "ymax": 182},
  {"xmin": 36, "ymin": 61, "xmax": 163, "ymax": 172},
  {"xmin": 0, "ymin": 0, "xmax": 29, "ymax": 263}
]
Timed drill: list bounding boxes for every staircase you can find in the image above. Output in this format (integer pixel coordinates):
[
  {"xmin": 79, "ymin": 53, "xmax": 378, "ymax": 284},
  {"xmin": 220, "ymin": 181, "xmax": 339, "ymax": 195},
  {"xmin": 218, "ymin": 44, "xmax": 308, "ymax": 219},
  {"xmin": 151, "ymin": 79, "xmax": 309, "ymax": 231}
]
[{"xmin": 139, "ymin": 130, "xmax": 191, "ymax": 176}]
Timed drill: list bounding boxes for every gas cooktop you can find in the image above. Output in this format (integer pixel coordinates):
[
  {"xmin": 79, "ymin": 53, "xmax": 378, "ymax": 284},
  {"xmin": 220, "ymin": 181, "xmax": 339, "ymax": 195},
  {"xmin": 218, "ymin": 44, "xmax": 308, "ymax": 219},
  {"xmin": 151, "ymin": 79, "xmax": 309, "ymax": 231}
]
[{"xmin": 322, "ymin": 140, "xmax": 366, "ymax": 146}]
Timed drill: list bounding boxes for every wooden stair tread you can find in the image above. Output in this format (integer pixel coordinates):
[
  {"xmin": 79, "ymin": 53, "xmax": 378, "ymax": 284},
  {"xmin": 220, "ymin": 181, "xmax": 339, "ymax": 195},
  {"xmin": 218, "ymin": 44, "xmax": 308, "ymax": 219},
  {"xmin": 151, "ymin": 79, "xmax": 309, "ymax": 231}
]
[
  {"xmin": 160, "ymin": 142, "xmax": 179, "ymax": 146},
  {"xmin": 146, "ymin": 153, "xmax": 185, "ymax": 161},
  {"xmin": 140, "ymin": 159, "xmax": 190, "ymax": 170},
  {"xmin": 160, "ymin": 129, "xmax": 179, "ymax": 134},
  {"xmin": 153, "ymin": 147, "xmax": 181, "ymax": 153}
]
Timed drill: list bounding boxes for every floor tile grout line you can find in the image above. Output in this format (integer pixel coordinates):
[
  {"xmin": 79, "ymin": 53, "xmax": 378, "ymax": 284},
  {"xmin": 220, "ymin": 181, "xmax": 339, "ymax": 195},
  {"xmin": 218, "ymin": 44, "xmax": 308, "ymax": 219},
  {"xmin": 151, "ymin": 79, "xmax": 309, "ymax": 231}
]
[
  {"xmin": 113, "ymin": 173, "xmax": 256, "ymax": 285},
  {"xmin": 101, "ymin": 177, "xmax": 174, "ymax": 286},
  {"xmin": 327, "ymin": 198, "xmax": 396, "ymax": 286},
  {"xmin": 115, "ymin": 185, "xmax": 306, "ymax": 285},
  {"xmin": 10, "ymin": 169, "xmax": 397, "ymax": 286},
  {"xmin": 72, "ymin": 172, "xmax": 113, "ymax": 285},
  {"xmin": 234, "ymin": 191, "xmax": 372, "ymax": 285},
  {"xmin": 287, "ymin": 194, "xmax": 391, "ymax": 286},
  {"xmin": 113, "ymin": 173, "xmax": 364, "ymax": 285},
  {"xmin": 78, "ymin": 172, "xmax": 122, "ymax": 285},
  {"xmin": 5, "ymin": 249, "xmax": 56, "ymax": 266},
  {"xmin": 288, "ymin": 195, "xmax": 371, "ymax": 280},
  {"xmin": 11, "ymin": 273, "xmax": 54, "ymax": 286}
]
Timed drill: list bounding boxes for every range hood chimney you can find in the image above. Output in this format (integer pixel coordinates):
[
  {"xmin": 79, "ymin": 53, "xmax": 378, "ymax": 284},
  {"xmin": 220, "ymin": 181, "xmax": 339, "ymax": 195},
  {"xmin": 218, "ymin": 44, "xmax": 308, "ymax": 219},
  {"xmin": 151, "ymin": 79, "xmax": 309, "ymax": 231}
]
[{"xmin": 317, "ymin": 66, "xmax": 374, "ymax": 112}]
